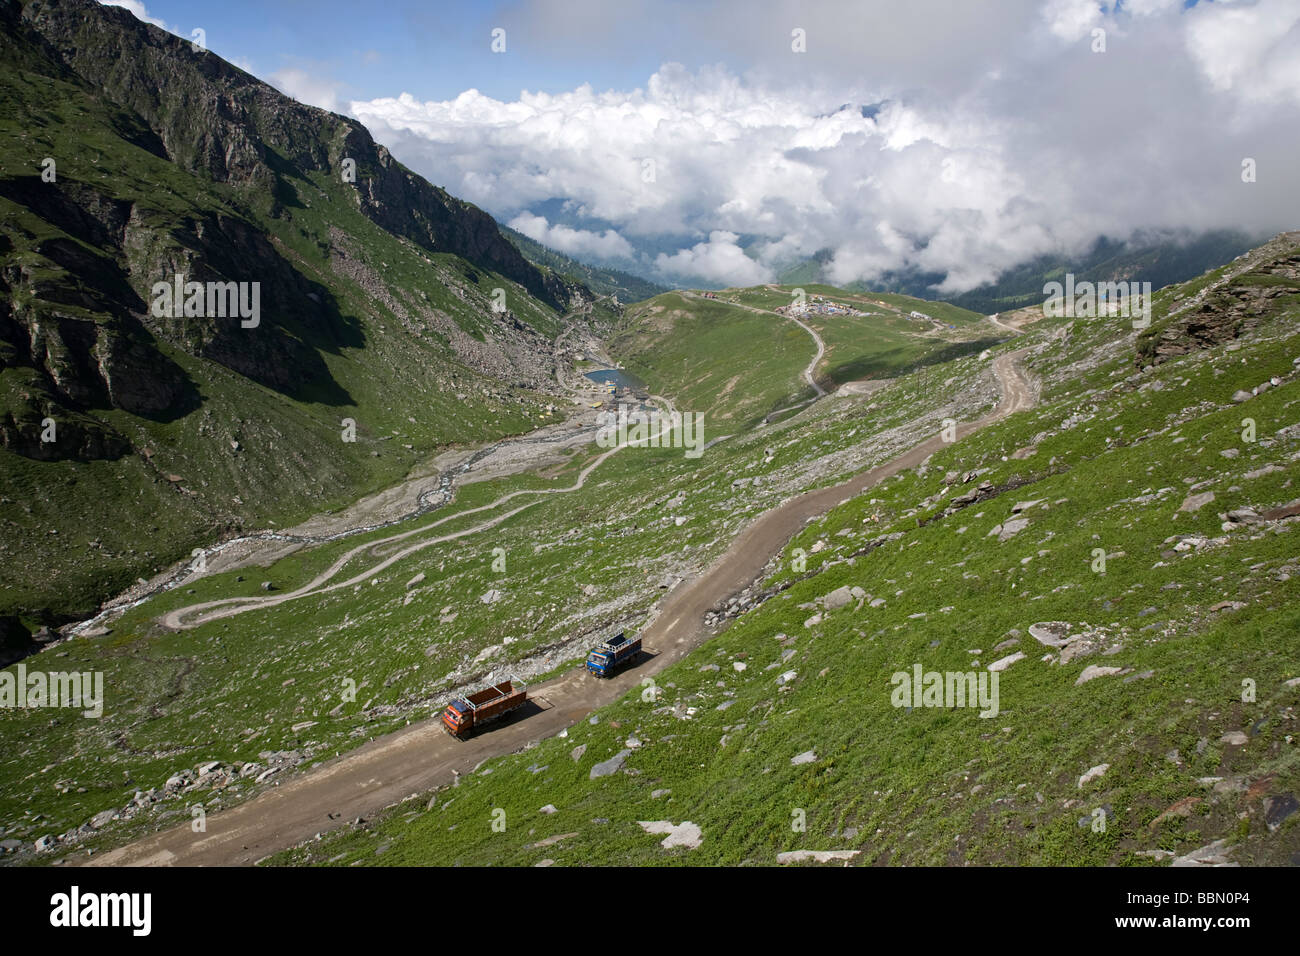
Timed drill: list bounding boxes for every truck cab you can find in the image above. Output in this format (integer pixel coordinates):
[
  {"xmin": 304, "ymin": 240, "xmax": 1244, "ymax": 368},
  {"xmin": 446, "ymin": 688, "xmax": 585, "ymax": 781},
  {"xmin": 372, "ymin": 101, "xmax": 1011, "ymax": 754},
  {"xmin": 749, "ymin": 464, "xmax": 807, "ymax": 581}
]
[
  {"xmin": 441, "ymin": 699, "xmax": 470, "ymax": 735},
  {"xmin": 586, "ymin": 647, "xmax": 615, "ymax": 677},
  {"xmin": 585, "ymin": 632, "xmax": 640, "ymax": 677}
]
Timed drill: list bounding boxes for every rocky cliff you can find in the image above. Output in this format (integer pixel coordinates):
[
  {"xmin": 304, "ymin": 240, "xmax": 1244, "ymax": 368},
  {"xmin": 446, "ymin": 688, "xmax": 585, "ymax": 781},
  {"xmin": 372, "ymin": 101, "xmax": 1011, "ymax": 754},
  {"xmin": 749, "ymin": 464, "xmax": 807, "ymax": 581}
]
[{"xmin": 19, "ymin": 0, "xmax": 574, "ymax": 308}]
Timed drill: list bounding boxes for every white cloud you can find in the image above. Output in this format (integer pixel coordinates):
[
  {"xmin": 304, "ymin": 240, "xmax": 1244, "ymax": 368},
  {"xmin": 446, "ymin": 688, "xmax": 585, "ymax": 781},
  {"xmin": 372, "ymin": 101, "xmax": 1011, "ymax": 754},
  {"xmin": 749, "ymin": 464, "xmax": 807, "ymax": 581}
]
[
  {"xmin": 1184, "ymin": 0, "xmax": 1300, "ymax": 106},
  {"xmin": 269, "ymin": 69, "xmax": 342, "ymax": 114},
  {"xmin": 1125, "ymin": 0, "xmax": 1181, "ymax": 15},
  {"xmin": 99, "ymin": 0, "xmax": 167, "ymax": 29},
  {"xmin": 345, "ymin": 0, "xmax": 1300, "ymax": 290},
  {"xmin": 654, "ymin": 231, "xmax": 772, "ymax": 286},
  {"xmin": 509, "ymin": 213, "xmax": 635, "ymax": 260},
  {"xmin": 1041, "ymin": 0, "xmax": 1104, "ymax": 42}
]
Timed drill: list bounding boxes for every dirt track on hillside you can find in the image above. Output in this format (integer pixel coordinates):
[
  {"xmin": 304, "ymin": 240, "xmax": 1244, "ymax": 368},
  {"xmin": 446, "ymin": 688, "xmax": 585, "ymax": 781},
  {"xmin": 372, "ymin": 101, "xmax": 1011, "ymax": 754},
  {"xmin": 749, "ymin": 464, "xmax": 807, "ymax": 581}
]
[
  {"xmin": 684, "ymin": 289, "xmax": 826, "ymax": 398},
  {"xmin": 159, "ymin": 396, "xmax": 680, "ymax": 630},
  {"xmin": 88, "ymin": 351, "xmax": 1033, "ymax": 867}
]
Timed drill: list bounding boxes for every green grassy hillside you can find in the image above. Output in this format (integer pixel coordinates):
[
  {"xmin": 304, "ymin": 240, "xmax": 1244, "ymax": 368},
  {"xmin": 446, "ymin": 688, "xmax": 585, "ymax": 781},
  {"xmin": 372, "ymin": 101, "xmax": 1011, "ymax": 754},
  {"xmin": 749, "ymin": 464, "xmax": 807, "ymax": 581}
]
[
  {"xmin": 611, "ymin": 293, "xmax": 814, "ymax": 425},
  {"xmin": 270, "ymin": 234, "xmax": 1300, "ymax": 867},
  {"xmin": 0, "ymin": 282, "xmax": 1006, "ymax": 861},
  {"xmin": 613, "ymin": 287, "xmax": 994, "ymax": 425}
]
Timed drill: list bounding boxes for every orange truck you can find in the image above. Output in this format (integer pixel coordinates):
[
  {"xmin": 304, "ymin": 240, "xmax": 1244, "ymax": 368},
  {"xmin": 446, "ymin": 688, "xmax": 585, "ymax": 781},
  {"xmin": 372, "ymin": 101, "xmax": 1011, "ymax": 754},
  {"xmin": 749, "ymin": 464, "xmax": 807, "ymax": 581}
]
[{"xmin": 441, "ymin": 678, "xmax": 527, "ymax": 738}]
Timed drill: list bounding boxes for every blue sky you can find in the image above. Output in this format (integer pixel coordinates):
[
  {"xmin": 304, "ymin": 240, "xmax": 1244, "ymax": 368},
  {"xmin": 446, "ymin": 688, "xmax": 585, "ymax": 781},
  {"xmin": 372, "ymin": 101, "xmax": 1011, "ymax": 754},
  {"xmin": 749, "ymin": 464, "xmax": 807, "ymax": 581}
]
[
  {"xmin": 132, "ymin": 0, "xmax": 701, "ymax": 102},
  {"xmin": 128, "ymin": 0, "xmax": 1219, "ymax": 107}
]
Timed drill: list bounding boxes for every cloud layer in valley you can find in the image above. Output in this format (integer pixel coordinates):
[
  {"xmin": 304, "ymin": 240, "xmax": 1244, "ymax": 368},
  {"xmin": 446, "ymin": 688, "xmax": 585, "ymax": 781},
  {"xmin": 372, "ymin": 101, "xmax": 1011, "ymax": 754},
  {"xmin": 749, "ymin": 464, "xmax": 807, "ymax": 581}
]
[{"xmin": 333, "ymin": 1, "xmax": 1300, "ymax": 289}]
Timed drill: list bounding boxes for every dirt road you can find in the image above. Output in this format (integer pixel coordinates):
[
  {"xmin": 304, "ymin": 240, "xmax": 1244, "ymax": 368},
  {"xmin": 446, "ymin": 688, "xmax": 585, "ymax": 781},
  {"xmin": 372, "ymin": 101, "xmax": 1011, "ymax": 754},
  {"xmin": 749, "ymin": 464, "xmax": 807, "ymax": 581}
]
[
  {"xmin": 89, "ymin": 351, "xmax": 1033, "ymax": 867},
  {"xmin": 683, "ymin": 289, "xmax": 827, "ymax": 399},
  {"xmin": 160, "ymin": 396, "xmax": 680, "ymax": 630},
  {"xmin": 789, "ymin": 312, "xmax": 827, "ymax": 397}
]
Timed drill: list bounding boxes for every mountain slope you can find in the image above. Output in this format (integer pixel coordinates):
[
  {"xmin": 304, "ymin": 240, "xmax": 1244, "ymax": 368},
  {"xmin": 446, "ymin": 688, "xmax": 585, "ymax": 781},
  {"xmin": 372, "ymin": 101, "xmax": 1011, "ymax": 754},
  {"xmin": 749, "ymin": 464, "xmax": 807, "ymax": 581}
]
[
  {"xmin": 612, "ymin": 286, "xmax": 994, "ymax": 427},
  {"xmin": 0, "ymin": 0, "xmax": 595, "ymax": 635},
  {"xmin": 266, "ymin": 233, "xmax": 1300, "ymax": 868},
  {"xmin": 4, "ymin": 236, "xmax": 1296, "ymax": 866},
  {"xmin": 502, "ymin": 225, "xmax": 668, "ymax": 304}
]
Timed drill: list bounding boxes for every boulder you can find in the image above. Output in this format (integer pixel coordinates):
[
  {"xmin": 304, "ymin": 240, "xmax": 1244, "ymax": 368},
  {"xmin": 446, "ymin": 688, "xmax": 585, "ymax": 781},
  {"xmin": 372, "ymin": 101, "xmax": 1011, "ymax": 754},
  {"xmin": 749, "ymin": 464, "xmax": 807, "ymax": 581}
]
[
  {"xmin": 1029, "ymin": 622, "xmax": 1071, "ymax": 647},
  {"xmin": 590, "ymin": 749, "xmax": 631, "ymax": 779},
  {"xmin": 89, "ymin": 809, "xmax": 116, "ymax": 829},
  {"xmin": 990, "ymin": 517, "xmax": 1029, "ymax": 541},
  {"xmin": 820, "ymin": 586, "xmax": 854, "ymax": 610},
  {"xmin": 988, "ymin": 652, "xmax": 1025, "ymax": 672},
  {"xmin": 1178, "ymin": 491, "xmax": 1215, "ymax": 513},
  {"xmin": 1171, "ymin": 839, "xmax": 1237, "ymax": 867},
  {"xmin": 636, "ymin": 820, "xmax": 703, "ymax": 849},
  {"xmin": 1075, "ymin": 665, "xmax": 1123, "ymax": 685}
]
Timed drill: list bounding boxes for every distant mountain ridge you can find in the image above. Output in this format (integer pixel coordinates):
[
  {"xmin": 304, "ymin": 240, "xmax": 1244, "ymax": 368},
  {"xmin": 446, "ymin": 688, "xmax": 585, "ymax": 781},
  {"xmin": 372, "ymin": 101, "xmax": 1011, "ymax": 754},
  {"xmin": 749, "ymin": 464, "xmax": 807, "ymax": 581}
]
[
  {"xmin": 502, "ymin": 225, "xmax": 668, "ymax": 303},
  {"xmin": 776, "ymin": 231, "xmax": 1262, "ymax": 314}
]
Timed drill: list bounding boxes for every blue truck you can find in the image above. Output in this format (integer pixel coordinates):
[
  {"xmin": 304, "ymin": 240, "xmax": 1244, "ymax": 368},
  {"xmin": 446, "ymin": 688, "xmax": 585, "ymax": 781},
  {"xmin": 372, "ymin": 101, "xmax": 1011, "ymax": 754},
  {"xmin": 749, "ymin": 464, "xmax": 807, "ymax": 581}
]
[{"xmin": 585, "ymin": 632, "xmax": 642, "ymax": 677}]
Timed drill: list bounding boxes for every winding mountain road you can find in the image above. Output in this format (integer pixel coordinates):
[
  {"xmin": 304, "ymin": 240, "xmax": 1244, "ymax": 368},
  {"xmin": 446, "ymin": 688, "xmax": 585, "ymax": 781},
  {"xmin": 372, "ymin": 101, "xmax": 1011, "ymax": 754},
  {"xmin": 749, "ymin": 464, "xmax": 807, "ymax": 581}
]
[
  {"xmin": 161, "ymin": 396, "xmax": 680, "ymax": 630},
  {"xmin": 89, "ymin": 349, "xmax": 1034, "ymax": 867},
  {"xmin": 789, "ymin": 312, "xmax": 827, "ymax": 397},
  {"xmin": 161, "ymin": 284, "xmax": 865, "ymax": 628},
  {"xmin": 684, "ymin": 289, "xmax": 827, "ymax": 398}
]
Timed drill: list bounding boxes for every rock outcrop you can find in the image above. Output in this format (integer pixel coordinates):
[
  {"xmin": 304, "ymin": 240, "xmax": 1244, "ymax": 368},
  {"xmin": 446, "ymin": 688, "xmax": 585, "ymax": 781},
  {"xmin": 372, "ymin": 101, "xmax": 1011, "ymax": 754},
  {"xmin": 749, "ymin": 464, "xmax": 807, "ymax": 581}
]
[{"xmin": 1137, "ymin": 232, "xmax": 1300, "ymax": 367}]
